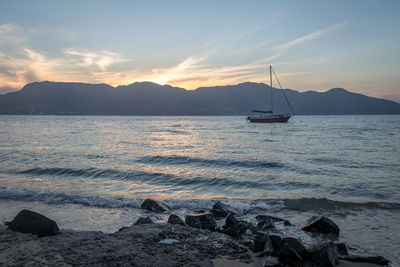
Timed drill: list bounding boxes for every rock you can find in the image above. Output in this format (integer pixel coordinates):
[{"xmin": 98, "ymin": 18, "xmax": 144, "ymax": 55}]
[
  {"xmin": 335, "ymin": 242, "xmax": 349, "ymax": 256},
  {"xmin": 308, "ymin": 242, "xmax": 338, "ymax": 267},
  {"xmin": 185, "ymin": 213, "xmax": 216, "ymax": 231},
  {"xmin": 256, "ymin": 215, "xmax": 291, "ymax": 226},
  {"xmin": 249, "ymin": 233, "xmax": 273, "ymax": 253},
  {"xmin": 0, "ymin": 223, "xmax": 7, "ymax": 233},
  {"xmin": 277, "ymin": 243, "xmax": 304, "ymax": 266},
  {"xmin": 339, "ymin": 255, "xmax": 390, "ymax": 265},
  {"xmin": 117, "ymin": 226, "xmax": 129, "ymax": 232},
  {"xmin": 210, "ymin": 201, "xmax": 236, "ymax": 219},
  {"xmin": 238, "ymin": 239, "xmax": 252, "ymax": 247},
  {"xmin": 134, "ymin": 217, "xmax": 153, "ymax": 225},
  {"xmin": 167, "ymin": 214, "xmax": 185, "ymax": 225},
  {"xmin": 257, "ymin": 218, "xmax": 275, "ymax": 231},
  {"xmin": 221, "ymin": 213, "xmax": 250, "ymax": 238},
  {"xmin": 282, "ymin": 237, "xmax": 308, "ymax": 259},
  {"xmin": 263, "ymin": 256, "xmax": 280, "ymax": 266},
  {"xmin": 300, "ymin": 216, "xmax": 340, "ymax": 237},
  {"xmin": 140, "ymin": 199, "xmax": 167, "ymax": 213},
  {"xmin": 7, "ymin": 209, "xmax": 59, "ymax": 237},
  {"xmin": 269, "ymin": 234, "xmax": 284, "ymax": 251}
]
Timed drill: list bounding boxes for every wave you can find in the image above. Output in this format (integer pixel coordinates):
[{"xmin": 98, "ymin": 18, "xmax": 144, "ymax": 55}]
[
  {"xmin": 279, "ymin": 197, "xmax": 400, "ymax": 211},
  {"xmin": 0, "ymin": 187, "xmax": 141, "ymax": 209},
  {"xmin": 10, "ymin": 166, "xmax": 300, "ymax": 190},
  {"xmin": 135, "ymin": 155, "xmax": 284, "ymax": 169},
  {"xmin": 1, "ymin": 187, "xmax": 399, "ymax": 212}
]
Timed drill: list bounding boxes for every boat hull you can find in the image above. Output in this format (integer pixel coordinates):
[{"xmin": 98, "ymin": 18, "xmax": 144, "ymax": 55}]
[{"xmin": 247, "ymin": 115, "xmax": 291, "ymax": 123}]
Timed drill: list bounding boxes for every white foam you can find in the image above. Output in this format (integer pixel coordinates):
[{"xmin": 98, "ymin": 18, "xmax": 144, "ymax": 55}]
[
  {"xmin": 163, "ymin": 199, "xmax": 213, "ymax": 210},
  {"xmin": 0, "ymin": 186, "xmax": 141, "ymax": 209},
  {"xmin": 221, "ymin": 200, "xmax": 251, "ymax": 214},
  {"xmin": 253, "ymin": 201, "xmax": 285, "ymax": 211}
]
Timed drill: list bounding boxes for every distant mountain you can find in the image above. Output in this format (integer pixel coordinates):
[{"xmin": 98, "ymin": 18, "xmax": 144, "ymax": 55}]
[{"xmin": 0, "ymin": 81, "xmax": 399, "ymax": 115}]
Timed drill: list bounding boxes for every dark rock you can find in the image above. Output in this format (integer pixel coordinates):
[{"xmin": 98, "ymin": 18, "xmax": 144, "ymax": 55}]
[
  {"xmin": 282, "ymin": 237, "xmax": 308, "ymax": 259},
  {"xmin": 134, "ymin": 217, "xmax": 153, "ymax": 225},
  {"xmin": 340, "ymin": 255, "xmax": 390, "ymax": 265},
  {"xmin": 269, "ymin": 234, "xmax": 284, "ymax": 251},
  {"xmin": 335, "ymin": 242, "xmax": 349, "ymax": 256},
  {"xmin": 278, "ymin": 243, "xmax": 304, "ymax": 266},
  {"xmin": 221, "ymin": 213, "xmax": 250, "ymax": 238},
  {"xmin": 117, "ymin": 226, "xmax": 129, "ymax": 232},
  {"xmin": 210, "ymin": 201, "xmax": 236, "ymax": 219},
  {"xmin": 140, "ymin": 199, "xmax": 167, "ymax": 213},
  {"xmin": 238, "ymin": 239, "xmax": 252, "ymax": 247},
  {"xmin": 300, "ymin": 216, "xmax": 340, "ymax": 237},
  {"xmin": 308, "ymin": 242, "xmax": 338, "ymax": 267},
  {"xmin": 256, "ymin": 214, "xmax": 292, "ymax": 226},
  {"xmin": 257, "ymin": 218, "xmax": 275, "ymax": 231},
  {"xmin": 167, "ymin": 214, "xmax": 185, "ymax": 226},
  {"xmin": 185, "ymin": 213, "xmax": 216, "ymax": 231},
  {"xmin": 7, "ymin": 209, "xmax": 59, "ymax": 237},
  {"xmin": 249, "ymin": 233, "xmax": 273, "ymax": 253},
  {"xmin": 284, "ymin": 220, "xmax": 292, "ymax": 226}
]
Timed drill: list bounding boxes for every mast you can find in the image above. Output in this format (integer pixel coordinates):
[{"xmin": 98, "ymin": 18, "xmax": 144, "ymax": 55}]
[{"xmin": 270, "ymin": 65, "xmax": 273, "ymax": 114}]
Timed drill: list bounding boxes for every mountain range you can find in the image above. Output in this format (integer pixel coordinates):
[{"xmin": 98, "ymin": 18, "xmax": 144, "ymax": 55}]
[{"xmin": 0, "ymin": 81, "xmax": 399, "ymax": 115}]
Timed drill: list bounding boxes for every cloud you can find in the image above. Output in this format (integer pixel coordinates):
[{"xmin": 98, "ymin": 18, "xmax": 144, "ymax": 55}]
[
  {"xmin": 276, "ymin": 21, "xmax": 348, "ymax": 51},
  {"xmin": 140, "ymin": 54, "xmax": 208, "ymax": 85},
  {"xmin": 28, "ymin": 26, "xmax": 79, "ymax": 42},
  {"xmin": 0, "ymin": 45, "xmax": 130, "ymax": 90},
  {"xmin": 229, "ymin": 20, "xmax": 279, "ymax": 41},
  {"xmin": 64, "ymin": 49, "xmax": 128, "ymax": 71},
  {"xmin": 0, "ymin": 21, "xmax": 349, "ymax": 92},
  {"xmin": 128, "ymin": 53, "xmax": 270, "ymax": 89},
  {"xmin": 0, "ymin": 23, "xmax": 18, "ymax": 33},
  {"xmin": 0, "ymin": 23, "xmax": 25, "ymax": 45}
]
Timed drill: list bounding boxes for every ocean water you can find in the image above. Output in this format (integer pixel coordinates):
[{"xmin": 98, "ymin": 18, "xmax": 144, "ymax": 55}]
[{"xmin": 0, "ymin": 115, "xmax": 399, "ymax": 264}]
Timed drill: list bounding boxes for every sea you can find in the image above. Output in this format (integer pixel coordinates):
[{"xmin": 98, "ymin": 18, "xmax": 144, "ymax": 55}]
[{"xmin": 0, "ymin": 115, "xmax": 399, "ymax": 265}]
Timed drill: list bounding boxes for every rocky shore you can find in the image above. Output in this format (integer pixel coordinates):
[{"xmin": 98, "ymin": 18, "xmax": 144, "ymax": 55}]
[{"xmin": 0, "ymin": 199, "xmax": 391, "ymax": 266}]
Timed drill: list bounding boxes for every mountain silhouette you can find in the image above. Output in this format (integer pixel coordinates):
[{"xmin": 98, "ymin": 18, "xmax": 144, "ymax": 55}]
[{"xmin": 0, "ymin": 81, "xmax": 399, "ymax": 115}]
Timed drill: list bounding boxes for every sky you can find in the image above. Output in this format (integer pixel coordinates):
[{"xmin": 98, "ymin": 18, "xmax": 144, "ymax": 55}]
[{"xmin": 0, "ymin": 0, "xmax": 399, "ymax": 102}]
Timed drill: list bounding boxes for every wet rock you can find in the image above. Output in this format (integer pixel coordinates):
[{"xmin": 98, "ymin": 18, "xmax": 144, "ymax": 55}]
[
  {"xmin": 278, "ymin": 243, "xmax": 304, "ymax": 266},
  {"xmin": 210, "ymin": 201, "xmax": 236, "ymax": 219},
  {"xmin": 269, "ymin": 234, "xmax": 284, "ymax": 251},
  {"xmin": 256, "ymin": 214, "xmax": 291, "ymax": 226},
  {"xmin": 249, "ymin": 232, "xmax": 273, "ymax": 253},
  {"xmin": 283, "ymin": 220, "xmax": 292, "ymax": 226},
  {"xmin": 134, "ymin": 217, "xmax": 153, "ymax": 225},
  {"xmin": 308, "ymin": 242, "xmax": 338, "ymax": 267},
  {"xmin": 7, "ymin": 209, "xmax": 59, "ymax": 237},
  {"xmin": 167, "ymin": 214, "xmax": 185, "ymax": 226},
  {"xmin": 140, "ymin": 199, "xmax": 167, "ymax": 213},
  {"xmin": 263, "ymin": 256, "xmax": 280, "ymax": 266},
  {"xmin": 300, "ymin": 216, "xmax": 340, "ymax": 237},
  {"xmin": 257, "ymin": 218, "xmax": 275, "ymax": 231},
  {"xmin": 339, "ymin": 255, "xmax": 390, "ymax": 265},
  {"xmin": 117, "ymin": 226, "xmax": 129, "ymax": 232},
  {"xmin": 221, "ymin": 213, "xmax": 250, "ymax": 238},
  {"xmin": 335, "ymin": 242, "xmax": 349, "ymax": 256},
  {"xmin": 238, "ymin": 239, "xmax": 252, "ymax": 247},
  {"xmin": 282, "ymin": 237, "xmax": 308, "ymax": 259},
  {"xmin": 185, "ymin": 213, "xmax": 216, "ymax": 231},
  {"xmin": 0, "ymin": 223, "xmax": 7, "ymax": 233}
]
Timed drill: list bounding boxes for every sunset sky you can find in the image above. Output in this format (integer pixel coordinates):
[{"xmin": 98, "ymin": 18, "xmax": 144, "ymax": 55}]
[{"xmin": 0, "ymin": 0, "xmax": 399, "ymax": 102}]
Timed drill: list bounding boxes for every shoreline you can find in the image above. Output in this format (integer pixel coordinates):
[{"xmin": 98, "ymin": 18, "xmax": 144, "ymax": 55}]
[
  {"xmin": 0, "ymin": 203, "xmax": 392, "ymax": 266},
  {"xmin": 0, "ymin": 222, "xmax": 385, "ymax": 267}
]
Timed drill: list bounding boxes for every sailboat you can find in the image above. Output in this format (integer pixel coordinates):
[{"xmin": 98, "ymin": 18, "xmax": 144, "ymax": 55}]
[{"xmin": 247, "ymin": 66, "xmax": 294, "ymax": 123}]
